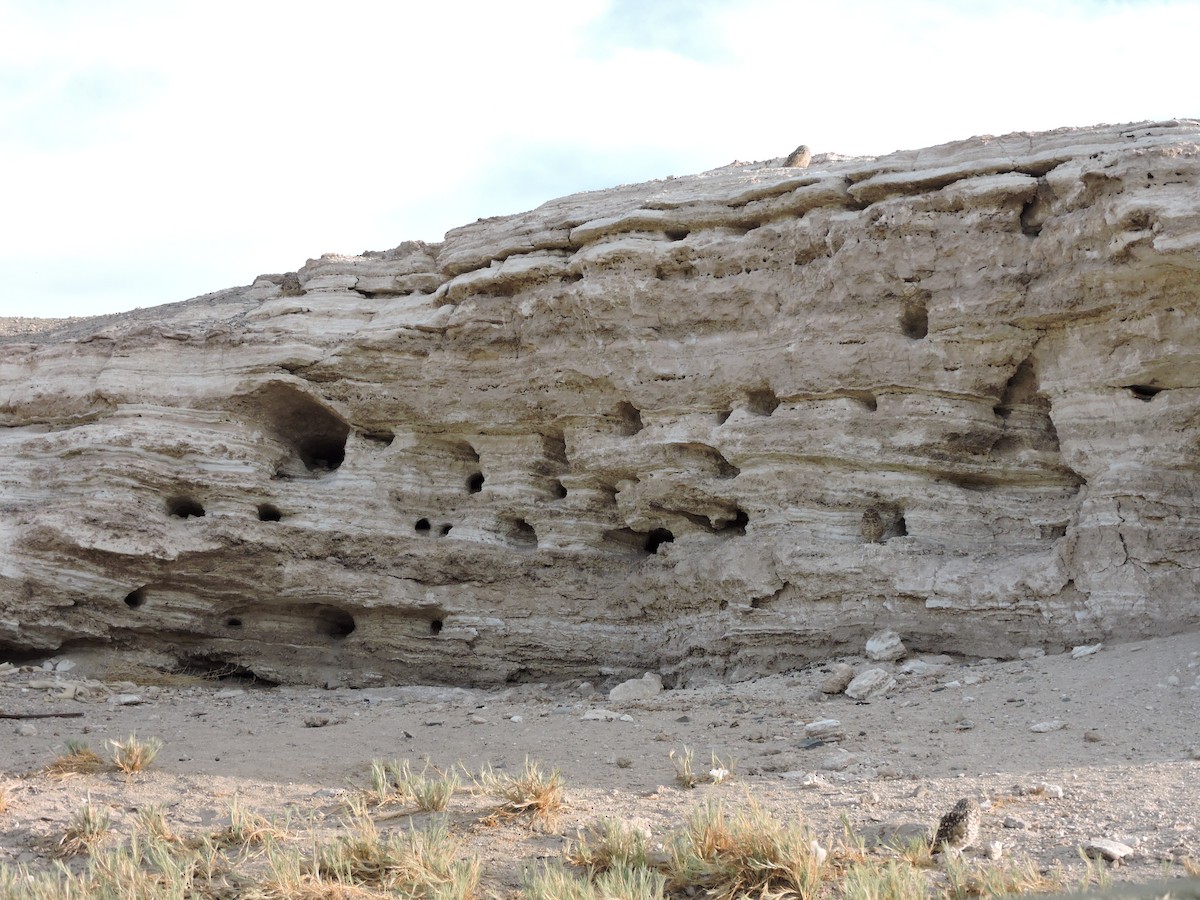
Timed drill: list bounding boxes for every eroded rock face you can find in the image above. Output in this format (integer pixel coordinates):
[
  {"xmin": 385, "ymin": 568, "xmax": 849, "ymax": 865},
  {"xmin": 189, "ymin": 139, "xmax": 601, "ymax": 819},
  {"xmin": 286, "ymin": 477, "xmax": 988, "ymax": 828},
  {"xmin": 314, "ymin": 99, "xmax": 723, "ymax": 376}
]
[{"xmin": 3, "ymin": 121, "xmax": 1200, "ymax": 686}]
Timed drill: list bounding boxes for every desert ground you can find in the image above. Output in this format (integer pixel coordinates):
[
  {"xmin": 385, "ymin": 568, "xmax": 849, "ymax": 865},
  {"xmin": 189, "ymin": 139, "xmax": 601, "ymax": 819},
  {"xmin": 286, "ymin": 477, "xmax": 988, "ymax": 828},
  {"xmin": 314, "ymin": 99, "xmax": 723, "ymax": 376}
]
[{"xmin": 1, "ymin": 633, "xmax": 1198, "ymax": 897}]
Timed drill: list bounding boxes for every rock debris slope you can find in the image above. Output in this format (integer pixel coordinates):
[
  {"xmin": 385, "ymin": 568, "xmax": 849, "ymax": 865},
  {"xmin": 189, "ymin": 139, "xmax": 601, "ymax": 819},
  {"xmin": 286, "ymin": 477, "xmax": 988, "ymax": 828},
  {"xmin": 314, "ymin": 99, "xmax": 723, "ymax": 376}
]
[{"xmin": 2, "ymin": 121, "xmax": 1199, "ymax": 686}]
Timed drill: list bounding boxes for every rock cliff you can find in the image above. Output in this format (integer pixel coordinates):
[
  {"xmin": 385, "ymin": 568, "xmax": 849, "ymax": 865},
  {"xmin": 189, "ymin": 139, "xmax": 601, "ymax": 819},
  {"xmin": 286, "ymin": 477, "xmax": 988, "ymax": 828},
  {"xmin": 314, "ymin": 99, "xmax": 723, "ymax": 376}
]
[{"xmin": 3, "ymin": 120, "xmax": 1199, "ymax": 686}]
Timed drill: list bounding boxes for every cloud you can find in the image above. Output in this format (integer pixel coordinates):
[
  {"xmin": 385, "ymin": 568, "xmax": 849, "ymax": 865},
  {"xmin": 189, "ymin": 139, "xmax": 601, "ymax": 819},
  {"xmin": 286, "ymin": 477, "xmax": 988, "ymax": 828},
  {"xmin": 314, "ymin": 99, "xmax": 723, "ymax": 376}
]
[{"xmin": 0, "ymin": 0, "xmax": 1197, "ymax": 318}]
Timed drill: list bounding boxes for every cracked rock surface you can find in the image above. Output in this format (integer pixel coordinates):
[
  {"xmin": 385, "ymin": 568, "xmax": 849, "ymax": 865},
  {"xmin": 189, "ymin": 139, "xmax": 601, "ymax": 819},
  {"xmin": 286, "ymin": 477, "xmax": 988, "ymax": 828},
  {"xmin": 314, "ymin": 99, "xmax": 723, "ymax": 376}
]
[{"xmin": 2, "ymin": 120, "xmax": 1200, "ymax": 686}]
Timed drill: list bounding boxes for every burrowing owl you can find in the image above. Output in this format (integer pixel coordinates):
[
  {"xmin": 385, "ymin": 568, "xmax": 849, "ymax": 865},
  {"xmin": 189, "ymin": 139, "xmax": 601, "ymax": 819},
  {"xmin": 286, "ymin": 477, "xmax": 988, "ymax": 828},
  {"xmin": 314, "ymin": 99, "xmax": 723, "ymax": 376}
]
[
  {"xmin": 931, "ymin": 798, "xmax": 981, "ymax": 854},
  {"xmin": 784, "ymin": 144, "xmax": 812, "ymax": 168}
]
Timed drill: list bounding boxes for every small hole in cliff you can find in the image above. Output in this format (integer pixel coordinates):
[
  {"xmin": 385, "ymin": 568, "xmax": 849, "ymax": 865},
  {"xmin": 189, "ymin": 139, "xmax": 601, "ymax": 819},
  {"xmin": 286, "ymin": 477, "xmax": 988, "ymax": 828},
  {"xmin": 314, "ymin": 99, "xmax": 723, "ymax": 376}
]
[
  {"xmin": 665, "ymin": 228, "xmax": 690, "ymax": 241},
  {"xmin": 440, "ymin": 524, "xmax": 453, "ymax": 536},
  {"xmin": 363, "ymin": 430, "xmax": 395, "ymax": 446},
  {"xmin": 466, "ymin": 472, "xmax": 485, "ymax": 493},
  {"xmin": 429, "ymin": 619, "xmax": 443, "ymax": 635},
  {"xmin": 124, "ymin": 588, "xmax": 147, "ymax": 609},
  {"xmin": 645, "ymin": 528, "xmax": 675, "ymax": 554},
  {"xmin": 1040, "ymin": 523, "xmax": 1068, "ymax": 540},
  {"xmin": 615, "ymin": 401, "xmax": 644, "ymax": 436},
  {"xmin": 746, "ymin": 389, "xmax": 779, "ymax": 417},
  {"xmin": 166, "ymin": 496, "xmax": 205, "ymax": 518},
  {"xmin": 508, "ymin": 518, "xmax": 538, "ymax": 548},
  {"xmin": 257, "ymin": 504, "xmax": 283, "ymax": 522},
  {"xmin": 719, "ymin": 599, "xmax": 728, "ymax": 611},
  {"xmin": 225, "ymin": 617, "xmax": 243, "ymax": 629},
  {"xmin": 1126, "ymin": 384, "xmax": 1162, "ymax": 402},
  {"xmin": 850, "ymin": 392, "xmax": 878, "ymax": 412},
  {"xmin": 719, "ymin": 509, "xmax": 750, "ymax": 535},
  {"xmin": 551, "ymin": 480, "xmax": 568, "ymax": 500},
  {"xmin": 715, "ymin": 409, "xmax": 732, "ymax": 425},
  {"xmin": 861, "ymin": 506, "xmax": 907, "ymax": 543},
  {"xmin": 900, "ymin": 301, "xmax": 929, "ymax": 340},
  {"xmin": 415, "ymin": 518, "xmax": 431, "ymax": 533},
  {"xmin": 317, "ymin": 608, "xmax": 356, "ymax": 639},
  {"xmin": 299, "ymin": 435, "xmax": 346, "ymax": 472}
]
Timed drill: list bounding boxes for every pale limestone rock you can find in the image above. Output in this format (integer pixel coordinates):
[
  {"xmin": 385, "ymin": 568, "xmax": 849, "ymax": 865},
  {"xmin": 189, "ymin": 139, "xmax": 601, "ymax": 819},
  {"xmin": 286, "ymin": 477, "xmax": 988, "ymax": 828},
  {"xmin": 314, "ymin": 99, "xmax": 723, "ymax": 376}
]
[
  {"xmin": 820, "ymin": 663, "xmax": 855, "ymax": 694},
  {"xmin": 3, "ymin": 122, "xmax": 1200, "ymax": 686},
  {"xmin": 866, "ymin": 629, "xmax": 906, "ymax": 661},
  {"xmin": 608, "ymin": 673, "xmax": 663, "ymax": 704},
  {"xmin": 846, "ymin": 668, "xmax": 896, "ymax": 700}
]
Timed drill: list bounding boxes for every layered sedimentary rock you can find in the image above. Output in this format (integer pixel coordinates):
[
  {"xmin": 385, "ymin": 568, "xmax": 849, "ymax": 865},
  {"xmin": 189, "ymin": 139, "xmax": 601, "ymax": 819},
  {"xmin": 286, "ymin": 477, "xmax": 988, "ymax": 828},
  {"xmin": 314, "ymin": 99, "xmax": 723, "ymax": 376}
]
[{"xmin": 3, "ymin": 120, "xmax": 1199, "ymax": 686}]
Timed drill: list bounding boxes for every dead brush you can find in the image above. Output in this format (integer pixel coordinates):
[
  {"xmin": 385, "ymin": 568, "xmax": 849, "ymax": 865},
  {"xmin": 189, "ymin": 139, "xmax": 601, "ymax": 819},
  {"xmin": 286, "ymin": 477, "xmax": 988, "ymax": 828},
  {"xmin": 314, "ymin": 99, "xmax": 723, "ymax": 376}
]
[
  {"xmin": 108, "ymin": 734, "xmax": 162, "ymax": 774},
  {"xmin": 367, "ymin": 759, "xmax": 459, "ymax": 813},
  {"xmin": 57, "ymin": 794, "xmax": 110, "ymax": 857},
  {"xmin": 524, "ymin": 860, "xmax": 666, "ymax": 900},
  {"xmin": 287, "ymin": 805, "xmax": 479, "ymax": 898},
  {"xmin": 566, "ymin": 817, "xmax": 655, "ymax": 874},
  {"xmin": 477, "ymin": 759, "xmax": 565, "ymax": 829},
  {"xmin": 670, "ymin": 746, "xmax": 735, "ymax": 789},
  {"xmin": 666, "ymin": 798, "xmax": 825, "ymax": 900},
  {"xmin": 841, "ymin": 858, "xmax": 929, "ymax": 900},
  {"xmin": 209, "ymin": 794, "xmax": 285, "ymax": 851},
  {"xmin": 43, "ymin": 738, "xmax": 104, "ymax": 776},
  {"xmin": 887, "ymin": 832, "xmax": 935, "ymax": 869}
]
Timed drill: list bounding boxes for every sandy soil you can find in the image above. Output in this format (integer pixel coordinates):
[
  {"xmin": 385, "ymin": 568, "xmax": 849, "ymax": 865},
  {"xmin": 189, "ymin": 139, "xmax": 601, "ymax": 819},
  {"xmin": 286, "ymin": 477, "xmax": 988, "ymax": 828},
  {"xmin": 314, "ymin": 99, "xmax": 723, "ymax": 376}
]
[{"xmin": 1, "ymin": 633, "xmax": 1198, "ymax": 895}]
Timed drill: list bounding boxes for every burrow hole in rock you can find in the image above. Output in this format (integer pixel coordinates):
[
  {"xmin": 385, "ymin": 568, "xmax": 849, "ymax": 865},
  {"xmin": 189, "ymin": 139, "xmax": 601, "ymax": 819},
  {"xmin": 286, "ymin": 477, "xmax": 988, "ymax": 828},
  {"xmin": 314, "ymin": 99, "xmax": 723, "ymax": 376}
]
[
  {"xmin": 124, "ymin": 587, "xmax": 148, "ymax": 609},
  {"xmin": 861, "ymin": 505, "xmax": 907, "ymax": 543},
  {"xmin": 645, "ymin": 528, "xmax": 675, "ymax": 554},
  {"xmin": 899, "ymin": 299, "xmax": 929, "ymax": 340},
  {"xmin": 664, "ymin": 227, "xmax": 690, "ymax": 242},
  {"xmin": 718, "ymin": 509, "xmax": 750, "ymax": 535},
  {"xmin": 1126, "ymin": 384, "xmax": 1163, "ymax": 402},
  {"xmin": 746, "ymin": 388, "xmax": 780, "ymax": 417},
  {"xmin": 429, "ymin": 619, "xmax": 443, "ymax": 635},
  {"xmin": 315, "ymin": 606, "xmax": 356, "ymax": 639},
  {"xmin": 669, "ymin": 442, "xmax": 740, "ymax": 478},
  {"xmin": 466, "ymin": 472, "xmax": 485, "ymax": 493},
  {"xmin": 507, "ymin": 518, "xmax": 538, "ymax": 548},
  {"xmin": 244, "ymin": 381, "xmax": 350, "ymax": 475},
  {"xmin": 257, "ymin": 503, "xmax": 283, "ymax": 522},
  {"xmin": 362, "ymin": 430, "xmax": 396, "ymax": 446},
  {"xmin": 847, "ymin": 391, "xmax": 878, "ymax": 412},
  {"xmin": 439, "ymin": 524, "xmax": 453, "ymax": 536},
  {"xmin": 1040, "ymin": 523, "xmax": 1068, "ymax": 540},
  {"xmin": 180, "ymin": 654, "xmax": 276, "ymax": 685},
  {"xmin": 615, "ymin": 401, "xmax": 644, "ymax": 436},
  {"xmin": 715, "ymin": 409, "xmax": 732, "ymax": 425},
  {"xmin": 414, "ymin": 518, "xmax": 432, "ymax": 533},
  {"xmin": 225, "ymin": 617, "xmax": 243, "ymax": 629},
  {"xmin": 166, "ymin": 496, "xmax": 205, "ymax": 519},
  {"xmin": 551, "ymin": 480, "xmax": 568, "ymax": 500}
]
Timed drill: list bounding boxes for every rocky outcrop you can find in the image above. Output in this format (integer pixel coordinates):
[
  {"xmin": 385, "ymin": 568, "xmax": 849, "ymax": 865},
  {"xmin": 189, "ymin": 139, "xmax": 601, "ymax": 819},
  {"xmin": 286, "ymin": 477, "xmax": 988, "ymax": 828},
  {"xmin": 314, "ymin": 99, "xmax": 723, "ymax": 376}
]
[{"xmin": 3, "ymin": 120, "xmax": 1199, "ymax": 686}]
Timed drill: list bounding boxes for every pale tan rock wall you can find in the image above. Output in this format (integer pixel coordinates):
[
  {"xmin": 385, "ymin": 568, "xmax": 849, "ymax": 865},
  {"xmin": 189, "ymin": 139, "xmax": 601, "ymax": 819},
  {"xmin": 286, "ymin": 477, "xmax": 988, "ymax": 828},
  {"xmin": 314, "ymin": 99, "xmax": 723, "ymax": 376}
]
[{"xmin": 2, "ymin": 121, "xmax": 1199, "ymax": 685}]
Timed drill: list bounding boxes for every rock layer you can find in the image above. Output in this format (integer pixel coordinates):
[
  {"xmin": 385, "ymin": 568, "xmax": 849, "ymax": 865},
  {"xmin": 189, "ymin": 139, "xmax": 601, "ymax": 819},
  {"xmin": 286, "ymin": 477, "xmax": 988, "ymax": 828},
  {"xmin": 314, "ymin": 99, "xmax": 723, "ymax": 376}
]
[{"xmin": 3, "ymin": 121, "xmax": 1200, "ymax": 686}]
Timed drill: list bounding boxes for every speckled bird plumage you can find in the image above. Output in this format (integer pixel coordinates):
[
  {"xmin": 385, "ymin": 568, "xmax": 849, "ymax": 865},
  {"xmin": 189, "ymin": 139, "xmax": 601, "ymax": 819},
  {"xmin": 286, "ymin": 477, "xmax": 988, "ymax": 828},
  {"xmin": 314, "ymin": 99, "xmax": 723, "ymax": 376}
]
[{"xmin": 932, "ymin": 797, "xmax": 981, "ymax": 853}]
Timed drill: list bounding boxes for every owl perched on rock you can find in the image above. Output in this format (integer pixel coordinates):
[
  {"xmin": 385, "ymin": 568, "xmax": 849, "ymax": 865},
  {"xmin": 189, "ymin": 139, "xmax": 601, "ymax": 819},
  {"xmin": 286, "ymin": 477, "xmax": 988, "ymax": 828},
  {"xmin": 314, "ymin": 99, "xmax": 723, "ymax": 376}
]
[{"xmin": 931, "ymin": 798, "xmax": 981, "ymax": 854}]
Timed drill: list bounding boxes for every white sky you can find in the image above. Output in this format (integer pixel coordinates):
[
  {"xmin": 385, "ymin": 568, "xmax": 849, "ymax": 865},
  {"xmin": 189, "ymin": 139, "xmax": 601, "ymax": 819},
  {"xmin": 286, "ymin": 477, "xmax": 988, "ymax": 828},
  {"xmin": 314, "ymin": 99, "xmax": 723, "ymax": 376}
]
[{"xmin": 1, "ymin": 0, "xmax": 1197, "ymax": 318}]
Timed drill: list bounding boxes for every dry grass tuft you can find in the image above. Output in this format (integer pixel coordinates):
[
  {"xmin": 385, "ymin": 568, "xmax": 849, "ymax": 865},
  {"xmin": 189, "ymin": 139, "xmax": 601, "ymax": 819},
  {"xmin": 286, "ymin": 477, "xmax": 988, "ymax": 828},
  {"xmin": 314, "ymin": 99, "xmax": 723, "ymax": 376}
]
[
  {"xmin": 478, "ymin": 759, "xmax": 565, "ymax": 829},
  {"xmin": 366, "ymin": 759, "xmax": 459, "ymax": 813},
  {"xmin": 108, "ymin": 734, "xmax": 163, "ymax": 774},
  {"xmin": 56, "ymin": 795, "xmax": 110, "ymax": 857},
  {"xmin": 525, "ymin": 861, "xmax": 666, "ymax": 900},
  {"xmin": 666, "ymin": 798, "xmax": 824, "ymax": 900},
  {"xmin": 210, "ymin": 794, "xmax": 286, "ymax": 851},
  {"xmin": 567, "ymin": 817, "xmax": 655, "ymax": 874},
  {"xmin": 670, "ymin": 746, "xmax": 736, "ymax": 789},
  {"xmin": 43, "ymin": 739, "xmax": 105, "ymax": 777},
  {"xmin": 842, "ymin": 858, "xmax": 930, "ymax": 900}
]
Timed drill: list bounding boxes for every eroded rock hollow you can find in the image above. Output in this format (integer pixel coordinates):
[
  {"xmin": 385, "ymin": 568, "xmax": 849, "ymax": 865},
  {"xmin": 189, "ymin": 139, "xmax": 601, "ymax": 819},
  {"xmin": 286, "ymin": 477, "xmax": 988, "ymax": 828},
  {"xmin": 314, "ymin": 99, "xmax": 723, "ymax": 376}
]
[{"xmin": 3, "ymin": 121, "xmax": 1199, "ymax": 686}]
